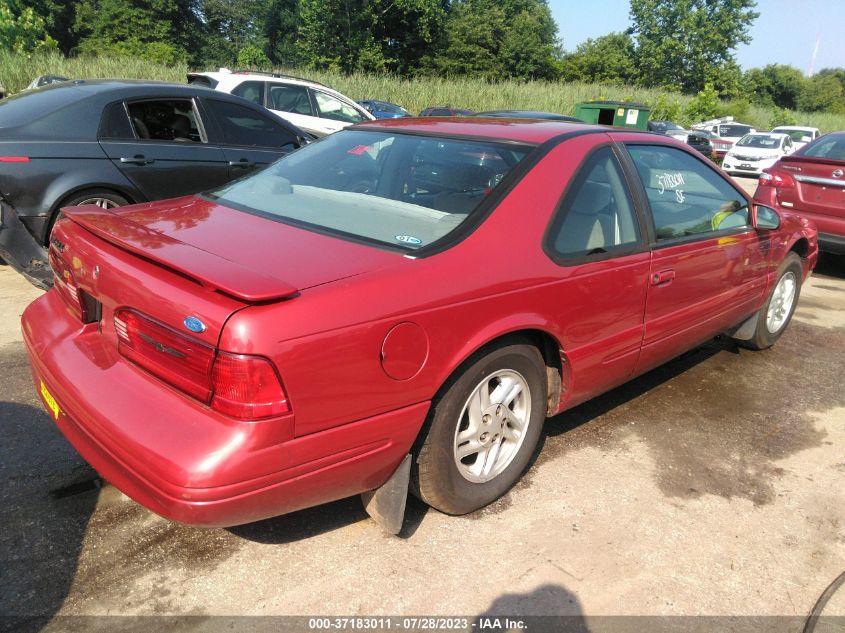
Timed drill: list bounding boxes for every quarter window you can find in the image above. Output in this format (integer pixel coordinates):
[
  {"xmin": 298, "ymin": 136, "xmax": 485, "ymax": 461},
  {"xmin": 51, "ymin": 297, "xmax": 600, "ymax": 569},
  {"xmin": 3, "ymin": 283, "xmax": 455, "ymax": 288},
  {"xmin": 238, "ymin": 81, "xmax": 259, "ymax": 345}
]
[
  {"xmin": 204, "ymin": 99, "xmax": 298, "ymax": 148},
  {"xmin": 547, "ymin": 147, "xmax": 641, "ymax": 259},
  {"xmin": 231, "ymin": 81, "xmax": 265, "ymax": 105},
  {"xmin": 98, "ymin": 101, "xmax": 134, "ymax": 139},
  {"xmin": 627, "ymin": 145, "xmax": 750, "ymax": 240}
]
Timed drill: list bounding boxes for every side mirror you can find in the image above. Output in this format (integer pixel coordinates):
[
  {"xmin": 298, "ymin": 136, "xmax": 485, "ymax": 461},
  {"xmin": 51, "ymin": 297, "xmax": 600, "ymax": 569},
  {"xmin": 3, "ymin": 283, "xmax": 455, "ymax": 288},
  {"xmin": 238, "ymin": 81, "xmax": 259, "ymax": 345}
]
[{"xmin": 752, "ymin": 204, "xmax": 781, "ymax": 230}]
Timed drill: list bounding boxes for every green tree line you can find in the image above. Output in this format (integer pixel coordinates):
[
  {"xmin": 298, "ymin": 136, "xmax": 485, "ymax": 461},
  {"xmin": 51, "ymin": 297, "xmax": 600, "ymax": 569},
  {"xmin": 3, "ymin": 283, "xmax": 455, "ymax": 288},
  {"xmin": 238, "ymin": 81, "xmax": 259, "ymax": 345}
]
[{"xmin": 3, "ymin": 0, "xmax": 844, "ymax": 114}]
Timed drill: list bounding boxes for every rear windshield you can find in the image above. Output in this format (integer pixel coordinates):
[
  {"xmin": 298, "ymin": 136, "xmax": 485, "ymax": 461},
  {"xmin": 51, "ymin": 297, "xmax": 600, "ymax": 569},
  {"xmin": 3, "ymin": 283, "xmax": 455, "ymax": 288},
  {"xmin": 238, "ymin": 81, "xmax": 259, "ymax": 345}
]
[
  {"xmin": 0, "ymin": 85, "xmax": 83, "ymax": 128},
  {"xmin": 736, "ymin": 135, "xmax": 780, "ymax": 148},
  {"xmin": 718, "ymin": 124, "xmax": 752, "ymax": 137},
  {"xmin": 800, "ymin": 135, "xmax": 845, "ymax": 160},
  {"xmin": 774, "ymin": 128, "xmax": 813, "ymax": 142},
  {"xmin": 207, "ymin": 129, "xmax": 530, "ymax": 250}
]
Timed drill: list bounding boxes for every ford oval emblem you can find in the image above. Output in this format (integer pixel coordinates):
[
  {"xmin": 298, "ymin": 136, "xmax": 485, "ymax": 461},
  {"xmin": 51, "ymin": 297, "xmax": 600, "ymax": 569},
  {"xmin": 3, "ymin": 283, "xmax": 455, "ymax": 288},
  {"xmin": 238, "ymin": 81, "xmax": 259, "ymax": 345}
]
[{"xmin": 183, "ymin": 316, "xmax": 206, "ymax": 333}]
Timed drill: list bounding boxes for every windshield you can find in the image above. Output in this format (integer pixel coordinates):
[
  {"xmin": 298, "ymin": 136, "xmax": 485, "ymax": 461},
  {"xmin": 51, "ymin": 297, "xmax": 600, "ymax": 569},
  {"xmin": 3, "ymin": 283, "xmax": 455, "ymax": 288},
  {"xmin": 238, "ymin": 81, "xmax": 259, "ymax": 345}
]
[
  {"xmin": 377, "ymin": 102, "xmax": 407, "ymax": 115},
  {"xmin": 800, "ymin": 134, "xmax": 845, "ymax": 160},
  {"xmin": 650, "ymin": 121, "xmax": 683, "ymax": 132},
  {"xmin": 736, "ymin": 135, "xmax": 781, "ymax": 148},
  {"xmin": 718, "ymin": 124, "xmax": 752, "ymax": 137},
  {"xmin": 208, "ymin": 130, "xmax": 530, "ymax": 250}
]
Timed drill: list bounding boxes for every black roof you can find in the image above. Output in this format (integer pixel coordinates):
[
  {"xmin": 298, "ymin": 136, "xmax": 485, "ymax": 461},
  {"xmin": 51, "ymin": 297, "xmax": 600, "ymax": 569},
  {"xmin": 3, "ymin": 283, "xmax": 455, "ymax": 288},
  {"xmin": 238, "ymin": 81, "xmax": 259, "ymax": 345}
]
[{"xmin": 0, "ymin": 79, "xmax": 300, "ymax": 139}]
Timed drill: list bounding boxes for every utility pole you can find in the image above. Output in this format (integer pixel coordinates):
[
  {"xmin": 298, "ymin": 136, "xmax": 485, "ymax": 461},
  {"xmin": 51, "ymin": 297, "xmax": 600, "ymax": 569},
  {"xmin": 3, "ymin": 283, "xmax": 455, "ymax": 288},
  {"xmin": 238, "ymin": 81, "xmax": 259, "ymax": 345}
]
[{"xmin": 807, "ymin": 32, "xmax": 820, "ymax": 77}]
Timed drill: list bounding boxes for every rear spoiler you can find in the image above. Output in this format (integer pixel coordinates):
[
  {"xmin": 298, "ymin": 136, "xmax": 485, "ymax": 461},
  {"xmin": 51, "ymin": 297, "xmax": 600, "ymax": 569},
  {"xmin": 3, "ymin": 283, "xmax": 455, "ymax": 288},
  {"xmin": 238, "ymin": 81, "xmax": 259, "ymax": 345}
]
[{"xmin": 62, "ymin": 205, "xmax": 298, "ymax": 302}]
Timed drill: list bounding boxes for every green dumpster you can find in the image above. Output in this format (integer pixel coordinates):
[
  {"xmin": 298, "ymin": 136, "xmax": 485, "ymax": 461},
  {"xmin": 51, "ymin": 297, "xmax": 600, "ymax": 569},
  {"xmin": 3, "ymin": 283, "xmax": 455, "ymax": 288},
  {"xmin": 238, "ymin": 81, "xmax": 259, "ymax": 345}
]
[{"xmin": 574, "ymin": 101, "xmax": 650, "ymax": 130}]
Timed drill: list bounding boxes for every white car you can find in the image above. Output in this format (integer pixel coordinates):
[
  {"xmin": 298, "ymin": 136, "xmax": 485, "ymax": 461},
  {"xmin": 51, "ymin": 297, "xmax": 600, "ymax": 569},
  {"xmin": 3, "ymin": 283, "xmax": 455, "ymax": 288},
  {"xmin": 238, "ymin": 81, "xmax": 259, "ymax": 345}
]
[
  {"xmin": 721, "ymin": 132, "xmax": 795, "ymax": 176},
  {"xmin": 188, "ymin": 69, "xmax": 375, "ymax": 137},
  {"xmin": 770, "ymin": 126, "xmax": 821, "ymax": 151}
]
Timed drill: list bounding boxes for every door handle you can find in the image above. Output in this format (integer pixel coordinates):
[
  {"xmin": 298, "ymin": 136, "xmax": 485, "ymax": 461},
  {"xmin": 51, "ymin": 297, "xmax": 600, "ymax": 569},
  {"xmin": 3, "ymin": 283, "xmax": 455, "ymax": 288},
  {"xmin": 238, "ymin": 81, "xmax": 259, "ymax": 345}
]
[
  {"xmin": 650, "ymin": 269, "xmax": 675, "ymax": 286},
  {"xmin": 228, "ymin": 159, "xmax": 255, "ymax": 168},
  {"xmin": 120, "ymin": 155, "xmax": 154, "ymax": 165}
]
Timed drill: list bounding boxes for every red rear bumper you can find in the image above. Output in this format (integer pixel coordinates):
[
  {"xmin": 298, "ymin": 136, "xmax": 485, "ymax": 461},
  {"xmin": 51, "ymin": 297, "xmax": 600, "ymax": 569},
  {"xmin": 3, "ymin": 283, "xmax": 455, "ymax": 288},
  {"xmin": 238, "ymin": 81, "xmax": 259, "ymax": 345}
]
[{"xmin": 22, "ymin": 290, "xmax": 428, "ymax": 527}]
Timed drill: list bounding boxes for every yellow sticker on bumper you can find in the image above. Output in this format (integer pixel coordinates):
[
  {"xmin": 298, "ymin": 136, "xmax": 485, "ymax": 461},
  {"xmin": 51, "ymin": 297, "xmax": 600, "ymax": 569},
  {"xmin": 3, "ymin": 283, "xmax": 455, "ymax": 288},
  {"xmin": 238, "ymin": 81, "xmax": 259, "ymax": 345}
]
[{"xmin": 40, "ymin": 380, "xmax": 61, "ymax": 421}]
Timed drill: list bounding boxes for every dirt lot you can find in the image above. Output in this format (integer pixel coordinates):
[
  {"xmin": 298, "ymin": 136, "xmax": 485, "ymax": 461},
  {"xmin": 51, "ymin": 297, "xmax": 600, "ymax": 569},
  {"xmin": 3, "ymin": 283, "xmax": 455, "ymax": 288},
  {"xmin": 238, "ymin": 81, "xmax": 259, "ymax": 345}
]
[{"xmin": 1, "ymin": 178, "xmax": 843, "ymax": 631}]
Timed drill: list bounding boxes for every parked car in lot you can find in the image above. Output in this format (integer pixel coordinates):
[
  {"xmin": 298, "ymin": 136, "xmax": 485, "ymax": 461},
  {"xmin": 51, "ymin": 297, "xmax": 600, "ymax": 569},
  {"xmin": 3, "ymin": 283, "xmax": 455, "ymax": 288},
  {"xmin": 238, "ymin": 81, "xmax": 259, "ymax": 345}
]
[
  {"xmin": 755, "ymin": 131, "xmax": 845, "ymax": 254},
  {"xmin": 647, "ymin": 120, "xmax": 689, "ymax": 141},
  {"xmin": 770, "ymin": 126, "xmax": 821, "ymax": 151},
  {"xmin": 692, "ymin": 119, "xmax": 756, "ymax": 157},
  {"xmin": 23, "ymin": 119, "xmax": 817, "ymax": 532},
  {"xmin": 686, "ymin": 129, "xmax": 715, "ymax": 156},
  {"xmin": 188, "ymin": 69, "xmax": 375, "ymax": 137},
  {"xmin": 475, "ymin": 110, "xmax": 583, "ymax": 122},
  {"xmin": 358, "ymin": 99, "xmax": 410, "ymax": 119},
  {"xmin": 419, "ymin": 106, "xmax": 475, "ymax": 117},
  {"xmin": 649, "ymin": 121, "xmax": 715, "ymax": 156},
  {"xmin": 0, "ymin": 80, "xmax": 309, "ymax": 288},
  {"xmin": 722, "ymin": 132, "xmax": 795, "ymax": 176}
]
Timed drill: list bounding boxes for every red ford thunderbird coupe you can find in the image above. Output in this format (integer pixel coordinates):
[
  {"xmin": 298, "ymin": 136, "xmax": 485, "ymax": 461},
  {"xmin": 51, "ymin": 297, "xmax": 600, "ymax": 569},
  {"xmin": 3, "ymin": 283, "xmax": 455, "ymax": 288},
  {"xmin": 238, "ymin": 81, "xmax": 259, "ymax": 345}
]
[{"xmin": 22, "ymin": 119, "xmax": 818, "ymax": 531}]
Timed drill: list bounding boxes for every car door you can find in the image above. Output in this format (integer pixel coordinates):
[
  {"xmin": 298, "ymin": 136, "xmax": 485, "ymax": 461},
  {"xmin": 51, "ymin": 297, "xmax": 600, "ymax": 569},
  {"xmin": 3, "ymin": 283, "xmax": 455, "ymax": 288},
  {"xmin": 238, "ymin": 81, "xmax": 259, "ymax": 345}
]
[
  {"xmin": 98, "ymin": 97, "xmax": 231, "ymax": 201},
  {"xmin": 542, "ymin": 143, "xmax": 651, "ymax": 406},
  {"xmin": 622, "ymin": 142, "xmax": 769, "ymax": 376},
  {"xmin": 200, "ymin": 98, "xmax": 302, "ymax": 179},
  {"xmin": 311, "ymin": 90, "xmax": 371, "ymax": 134}
]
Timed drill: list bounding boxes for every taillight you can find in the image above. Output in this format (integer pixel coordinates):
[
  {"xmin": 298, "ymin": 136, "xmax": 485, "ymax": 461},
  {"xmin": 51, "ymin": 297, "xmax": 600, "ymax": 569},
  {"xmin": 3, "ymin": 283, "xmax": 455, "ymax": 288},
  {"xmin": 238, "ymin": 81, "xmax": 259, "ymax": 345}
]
[
  {"xmin": 211, "ymin": 353, "xmax": 290, "ymax": 420},
  {"xmin": 114, "ymin": 309, "xmax": 215, "ymax": 401},
  {"xmin": 48, "ymin": 248, "xmax": 87, "ymax": 321},
  {"xmin": 759, "ymin": 170, "xmax": 795, "ymax": 188},
  {"xmin": 0, "ymin": 156, "xmax": 30, "ymax": 163},
  {"xmin": 114, "ymin": 309, "xmax": 290, "ymax": 419}
]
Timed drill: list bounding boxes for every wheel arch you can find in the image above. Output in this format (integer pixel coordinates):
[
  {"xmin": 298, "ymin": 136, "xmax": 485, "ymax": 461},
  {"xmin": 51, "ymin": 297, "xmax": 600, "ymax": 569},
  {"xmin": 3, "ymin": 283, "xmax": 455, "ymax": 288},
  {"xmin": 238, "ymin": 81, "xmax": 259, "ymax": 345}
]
[
  {"xmin": 788, "ymin": 236, "xmax": 810, "ymax": 259},
  {"xmin": 44, "ymin": 184, "xmax": 140, "ymax": 243},
  {"xmin": 432, "ymin": 324, "xmax": 568, "ymax": 418}
]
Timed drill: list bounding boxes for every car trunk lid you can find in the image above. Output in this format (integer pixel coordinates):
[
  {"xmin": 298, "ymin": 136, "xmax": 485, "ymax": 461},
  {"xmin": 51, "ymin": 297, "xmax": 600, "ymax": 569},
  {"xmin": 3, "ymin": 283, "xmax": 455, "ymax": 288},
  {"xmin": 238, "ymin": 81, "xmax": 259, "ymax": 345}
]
[
  {"xmin": 61, "ymin": 195, "xmax": 398, "ymax": 302},
  {"xmin": 50, "ymin": 194, "xmax": 398, "ymax": 354},
  {"xmin": 775, "ymin": 156, "xmax": 845, "ymax": 233}
]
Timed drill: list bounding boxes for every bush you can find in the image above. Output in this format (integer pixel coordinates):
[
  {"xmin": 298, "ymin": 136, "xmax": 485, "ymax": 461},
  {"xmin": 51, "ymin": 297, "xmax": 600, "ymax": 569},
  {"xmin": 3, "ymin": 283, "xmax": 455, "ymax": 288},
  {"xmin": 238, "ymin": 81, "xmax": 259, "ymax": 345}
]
[
  {"xmin": 237, "ymin": 45, "xmax": 271, "ymax": 70},
  {"xmin": 769, "ymin": 107, "xmax": 797, "ymax": 128},
  {"xmin": 649, "ymin": 93, "xmax": 684, "ymax": 124},
  {"xmin": 684, "ymin": 83, "xmax": 719, "ymax": 123}
]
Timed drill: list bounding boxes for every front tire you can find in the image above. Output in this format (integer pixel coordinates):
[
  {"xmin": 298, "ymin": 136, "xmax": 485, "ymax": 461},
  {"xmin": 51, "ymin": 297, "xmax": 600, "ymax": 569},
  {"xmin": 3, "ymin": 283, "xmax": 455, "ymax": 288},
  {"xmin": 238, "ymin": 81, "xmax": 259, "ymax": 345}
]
[
  {"xmin": 740, "ymin": 252, "xmax": 803, "ymax": 350},
  {"xmin": 414, "ymin": 343, "xmax": 547, "ymax": 515}
]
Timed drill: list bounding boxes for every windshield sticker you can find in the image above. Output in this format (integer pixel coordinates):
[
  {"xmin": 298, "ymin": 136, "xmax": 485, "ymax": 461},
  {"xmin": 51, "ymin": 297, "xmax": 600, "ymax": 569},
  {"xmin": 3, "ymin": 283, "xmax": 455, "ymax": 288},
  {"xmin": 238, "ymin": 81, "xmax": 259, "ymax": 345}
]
[
  {"xmin": 395, "ymin": 235, "xmax": 422, "ymax": 245},
  {"xmin": 655, "ymin": 171, "xmax": 686, "ymax": 202}
]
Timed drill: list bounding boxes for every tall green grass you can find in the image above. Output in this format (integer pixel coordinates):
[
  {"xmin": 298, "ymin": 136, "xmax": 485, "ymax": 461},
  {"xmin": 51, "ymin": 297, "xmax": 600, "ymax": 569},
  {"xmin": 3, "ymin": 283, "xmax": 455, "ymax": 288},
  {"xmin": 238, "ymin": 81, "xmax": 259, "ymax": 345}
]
[
  {"xmin": 2, "ymin": 52, "xmax": 843, "ymax": 132},
  {"xmin": 0, "ymin": 51, "xmax": 186, "ymax": 93}
]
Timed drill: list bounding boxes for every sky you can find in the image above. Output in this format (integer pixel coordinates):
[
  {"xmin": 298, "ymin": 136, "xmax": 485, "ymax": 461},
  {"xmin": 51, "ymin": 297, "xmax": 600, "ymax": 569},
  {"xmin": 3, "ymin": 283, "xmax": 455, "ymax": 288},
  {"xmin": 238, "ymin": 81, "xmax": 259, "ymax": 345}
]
[{"xmin": 548, "ymin": 0, "xmax": 845, "ymax": 74}]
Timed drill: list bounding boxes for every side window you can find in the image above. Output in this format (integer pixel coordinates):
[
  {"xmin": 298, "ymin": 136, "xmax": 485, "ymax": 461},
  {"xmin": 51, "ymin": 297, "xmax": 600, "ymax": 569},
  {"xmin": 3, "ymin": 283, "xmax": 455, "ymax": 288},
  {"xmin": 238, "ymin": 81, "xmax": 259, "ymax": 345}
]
[
  {"xmin": 126, "ymin": 99, "xmax": 202, "ymax": 142},
  {"xmin": 547, "ymin": 146, "xmax": 641, "ymax": 259},
  {"xmin": 204, "ymin": 99, "xmax": 298, "ymax": 148},
  {"xmin": 231, "ymin": 81, "xmax": 265, "ymax": 105},
  {"xmin": 314, "ymin": 91, "xmax": 367, "ymax": 123},
  {"xmin": 268, "ymin": 84, "xmax": 314, "ymax": 116},
  {"xmin": 627, "ymin": 145, "xmax": 750, "ymax": 240},
  {"xmin": 98, "ymin": 101, "xmax": 134, "ymax": 139}
]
